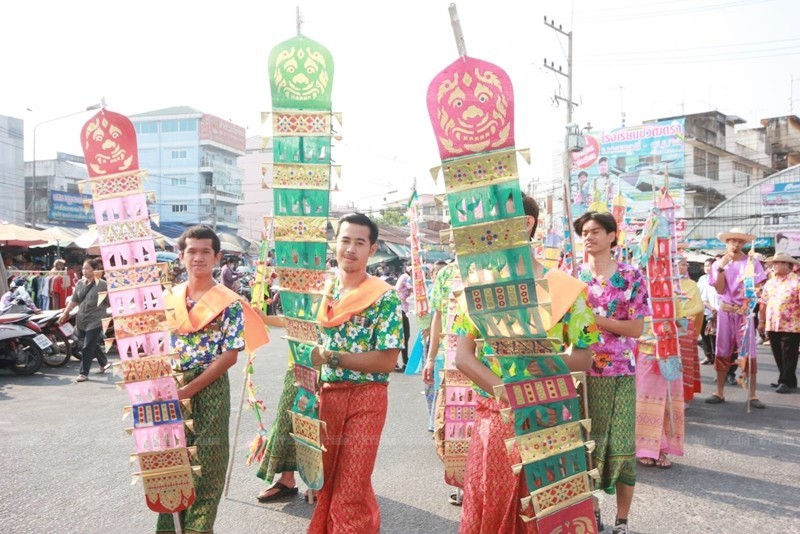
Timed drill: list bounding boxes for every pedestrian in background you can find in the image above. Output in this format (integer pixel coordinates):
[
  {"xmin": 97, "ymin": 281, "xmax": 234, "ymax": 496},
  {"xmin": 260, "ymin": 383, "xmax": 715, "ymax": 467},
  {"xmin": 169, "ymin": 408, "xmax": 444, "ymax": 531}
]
[
  {"xmin": 760, "ymin": 253, "xmax": 800, "ymax": 394},
  {"xmin": 59, "ymin": 258, "xmax": 110, "ymax": 383}
]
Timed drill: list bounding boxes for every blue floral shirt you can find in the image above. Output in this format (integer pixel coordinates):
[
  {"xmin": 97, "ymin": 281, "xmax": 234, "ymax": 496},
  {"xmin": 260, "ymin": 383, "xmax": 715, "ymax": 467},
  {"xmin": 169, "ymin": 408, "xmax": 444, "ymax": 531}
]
[{"xmin": 173, "ymin": 299, "xmax": 245, "ymax": 371}]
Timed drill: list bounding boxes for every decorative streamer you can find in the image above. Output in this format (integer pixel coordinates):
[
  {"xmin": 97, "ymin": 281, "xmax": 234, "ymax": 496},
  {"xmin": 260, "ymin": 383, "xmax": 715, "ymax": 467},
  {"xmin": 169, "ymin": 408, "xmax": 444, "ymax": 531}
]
[
  {"xmin": 408, "ymin": 182, "xmax": 430, "ymax": 318},
  {"xmin": 426, "ymin": 8, "xmax": 597, "ymax": 527},
  {"xmin": 79, "ymin": 108, "xmax": 197, "ymax": 529},
  {"xmin": 264, "ymin": 23, "xmax": 336, "ymax": 492}
]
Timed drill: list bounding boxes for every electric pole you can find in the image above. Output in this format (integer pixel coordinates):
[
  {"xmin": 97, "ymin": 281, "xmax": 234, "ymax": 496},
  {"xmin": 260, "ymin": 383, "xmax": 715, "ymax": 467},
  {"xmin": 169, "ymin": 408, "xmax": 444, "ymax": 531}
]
[{"xmin": 543, "ymin": 15, "xmax": 580, "ymax": 275}]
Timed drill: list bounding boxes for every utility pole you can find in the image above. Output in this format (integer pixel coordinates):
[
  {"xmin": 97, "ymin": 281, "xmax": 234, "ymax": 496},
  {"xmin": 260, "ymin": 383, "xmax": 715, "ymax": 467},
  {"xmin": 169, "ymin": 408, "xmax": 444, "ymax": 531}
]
[
  {"xmin": 543, "ymin": 16, "xmax": 580, "ymax": 275},
  {"xmin": 211, "ymin": 185, "xmax": 218, "ymax": 232}
]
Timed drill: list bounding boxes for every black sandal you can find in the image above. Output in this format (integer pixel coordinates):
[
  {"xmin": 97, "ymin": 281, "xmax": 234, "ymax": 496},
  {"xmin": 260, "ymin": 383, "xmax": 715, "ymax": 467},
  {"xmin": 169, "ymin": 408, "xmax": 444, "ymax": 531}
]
[{"xmin": 256, "ymin": 482, "xmax": 299, "ymax": 502}]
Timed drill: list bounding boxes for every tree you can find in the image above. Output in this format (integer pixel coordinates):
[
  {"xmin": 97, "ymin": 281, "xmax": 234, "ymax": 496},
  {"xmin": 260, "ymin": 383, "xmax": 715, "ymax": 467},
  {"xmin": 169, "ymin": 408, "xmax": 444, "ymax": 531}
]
[{"xmin": 373, "ymin": 208, "xmax": 408, "ymax": 227}]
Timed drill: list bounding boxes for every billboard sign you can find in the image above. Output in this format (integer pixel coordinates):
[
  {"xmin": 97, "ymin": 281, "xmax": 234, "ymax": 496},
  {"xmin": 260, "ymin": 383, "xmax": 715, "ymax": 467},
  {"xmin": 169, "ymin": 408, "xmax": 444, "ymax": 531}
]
[{"xmin": 48, "ymin": 191, "xmax": 93, "ymax": 223}]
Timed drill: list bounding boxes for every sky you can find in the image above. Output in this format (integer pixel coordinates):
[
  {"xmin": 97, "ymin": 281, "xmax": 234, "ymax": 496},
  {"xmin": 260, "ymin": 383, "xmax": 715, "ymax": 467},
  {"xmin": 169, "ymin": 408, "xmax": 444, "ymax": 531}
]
[{"xmin": 2, "ymin": 0, "xmax": 799, "ymax": 210}]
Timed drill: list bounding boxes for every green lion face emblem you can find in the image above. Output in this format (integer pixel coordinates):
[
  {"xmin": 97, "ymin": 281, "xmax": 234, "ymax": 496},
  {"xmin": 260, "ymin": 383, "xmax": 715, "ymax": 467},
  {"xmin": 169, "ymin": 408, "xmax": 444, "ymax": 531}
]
[{"xmin": 269, "ymin": 36, "xmax": 334, "ymax": 109}]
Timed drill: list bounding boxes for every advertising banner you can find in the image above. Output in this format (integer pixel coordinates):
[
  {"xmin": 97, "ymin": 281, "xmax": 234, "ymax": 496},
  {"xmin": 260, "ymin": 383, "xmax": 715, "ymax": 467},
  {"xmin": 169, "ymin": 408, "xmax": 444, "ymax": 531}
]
[
  {"xmin": 761, "ymin": 181, "xmax": 800, "ymax": 233},
  {"xmin": 48, "ymin": 191, "xmax": 94, "ymax": 223},
  {"xmin": 774, "ymin": 231, "xmax": 800, "ymax": 256},
  {"xmin": 569, "ymin": 119, "xmax": 686, "ymax": 222}
]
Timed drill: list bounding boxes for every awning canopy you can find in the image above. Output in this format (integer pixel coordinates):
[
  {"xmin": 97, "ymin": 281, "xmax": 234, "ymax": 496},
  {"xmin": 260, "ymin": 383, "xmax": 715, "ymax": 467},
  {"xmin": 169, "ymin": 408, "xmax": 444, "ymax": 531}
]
[{"xmin": 367, "ymin": 251, "xmax": 397, "ymax": 266}]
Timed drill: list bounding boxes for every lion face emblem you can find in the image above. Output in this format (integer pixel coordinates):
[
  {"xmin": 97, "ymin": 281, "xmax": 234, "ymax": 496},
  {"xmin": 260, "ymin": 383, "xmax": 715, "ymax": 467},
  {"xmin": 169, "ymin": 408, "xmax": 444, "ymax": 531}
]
[
  {"xmin": 428, "ymin": 57, "xmax": 515, "ymax": 158},
  {"xmin": 81, "ymin": 110, "xmax": 138, "ymax": 177},
  {"xmin": 269, "ymin": 36, "xmax": 333, "ymax": 108}
]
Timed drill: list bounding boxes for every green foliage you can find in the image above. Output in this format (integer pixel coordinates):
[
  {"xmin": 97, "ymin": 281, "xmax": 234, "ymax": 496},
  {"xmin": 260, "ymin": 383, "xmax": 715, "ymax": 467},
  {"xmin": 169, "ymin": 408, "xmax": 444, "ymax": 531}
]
[{"xmin": 373, "ymin": 208, "xmax": 408, "ymax": 227}]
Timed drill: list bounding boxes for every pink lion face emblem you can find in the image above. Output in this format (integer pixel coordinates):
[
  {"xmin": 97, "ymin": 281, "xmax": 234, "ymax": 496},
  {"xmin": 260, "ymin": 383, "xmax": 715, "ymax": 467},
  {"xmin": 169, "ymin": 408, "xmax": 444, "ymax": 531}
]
[{"xmin": 427, "ymin": 57, "xmax": 515, "ymax": 159}]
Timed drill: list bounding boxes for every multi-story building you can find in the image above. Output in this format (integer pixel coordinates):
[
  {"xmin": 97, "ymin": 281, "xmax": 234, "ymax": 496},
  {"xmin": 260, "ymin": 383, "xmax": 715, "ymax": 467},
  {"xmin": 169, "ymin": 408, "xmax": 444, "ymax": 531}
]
[
  {"xmin": 237, "ymin": 135, "xmax": 274, "ymax": 241},
  {"xmin": 1, "ymin": 115, "xmax": 25, "ymax": 225},
  {"xmin": 130, "ymin": 106, "xmax": 245, "ymax": 236},
  {"xmin": 760, "ymin": 115, "xmax": 800, "ymax": 171},
  {"xmin": 22, "ymin": 152, "xmax": 92, "ymax": 228}
]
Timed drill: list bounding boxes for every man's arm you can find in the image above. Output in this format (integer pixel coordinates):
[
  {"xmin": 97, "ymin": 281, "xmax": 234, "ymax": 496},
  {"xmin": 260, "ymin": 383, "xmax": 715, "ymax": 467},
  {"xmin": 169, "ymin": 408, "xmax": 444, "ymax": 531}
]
[
  {"xmin": 312, "ymin": 347, "xmax": 399, "ymax": 375},
  {"xmin": 423, "ymin": 310, "xmax": 443, "ymax": 385},
  {"xmin": 178, "ymin": 350, "xmax": 238, "ymax": 400},
  {"xmin": 594, "ymin": 315, "xmax": 644, "ymax": 339}
]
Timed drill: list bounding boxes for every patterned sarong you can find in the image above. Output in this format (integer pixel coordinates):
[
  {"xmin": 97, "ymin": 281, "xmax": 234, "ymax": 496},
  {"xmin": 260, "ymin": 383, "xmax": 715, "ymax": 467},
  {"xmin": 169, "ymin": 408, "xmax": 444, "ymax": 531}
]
[
  {"xmin": 156, "ymin": 368, "xmax": 230, "ymax": 534},
  {"xmin": 460, "ymin": 396, "xmax": 534, "ymax": 534},
  {"xmin": 634, "ymin": 356, "xmax": 684, "ymax": 460},
  {"xmin": 256, "ymin": 368, "xmax": 298, "ymax": 483},
  {"xmin": 678, "ymin": 322, "xmax": 702, "ymax": 401},
  {"xmin": 308, "ymin": 382, "xmax": 388, "ymax": 534},
  {"xmin": 586, "ymin": 375, "xmax": 636, "ymax": 492}
]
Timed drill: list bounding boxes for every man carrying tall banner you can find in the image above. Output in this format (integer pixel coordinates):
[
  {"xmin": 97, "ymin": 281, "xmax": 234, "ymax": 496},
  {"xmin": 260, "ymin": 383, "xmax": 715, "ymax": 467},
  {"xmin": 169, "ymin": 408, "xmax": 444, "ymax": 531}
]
[
  {"xmin": 157, "ymin": 225, "xmax": 268, "ymax": 533},
  {"xmin": 306, "ymin": 213, "xmax": 404, "ymax": 533}
]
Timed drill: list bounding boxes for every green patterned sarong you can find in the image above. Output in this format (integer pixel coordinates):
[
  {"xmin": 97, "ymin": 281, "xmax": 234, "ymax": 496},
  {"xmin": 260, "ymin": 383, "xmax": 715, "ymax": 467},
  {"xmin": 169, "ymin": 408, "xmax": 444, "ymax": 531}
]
[
  {"xmin": 156, "ymin": 368, "xmax": 230, "ymax": 534},
  {"xmin": 586, "ymin": 375, "xmax": 636, "ymax": 493},
  {"xmin": 256, "ymin": 368, "xmax": 298, "ymax": 483}
]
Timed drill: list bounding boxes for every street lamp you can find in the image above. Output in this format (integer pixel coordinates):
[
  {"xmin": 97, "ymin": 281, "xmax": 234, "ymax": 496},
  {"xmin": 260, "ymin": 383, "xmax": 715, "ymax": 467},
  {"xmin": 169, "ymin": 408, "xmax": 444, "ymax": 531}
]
[{"xmin": 30, "ymin": 99, "xmax": 105, "ymax": 228}]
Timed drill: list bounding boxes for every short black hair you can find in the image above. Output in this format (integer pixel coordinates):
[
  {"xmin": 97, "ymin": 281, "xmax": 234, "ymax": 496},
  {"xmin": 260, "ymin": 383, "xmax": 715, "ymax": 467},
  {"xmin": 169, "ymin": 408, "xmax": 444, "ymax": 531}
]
[
  {"xmin": 521, "ymin": 192, "xmax": 540, "ymax": 239},
  {"xmin": 336, "ymin": 212, "xmax": 379, "ymax": 245},
  {"xmin": 577, "ymin": 170, "xmax": 588, "ymax": 178},
  {"xmin": 777, "ymin": 233, "xmax": 788, "ymax": 242},
  {"xmin": 573, "ymin": 211, "xmax": 618, "ymax": 247},
  {"xmin": 178, "ymin": 225, "xmax": 221, "ymax": 254},
  {"xmin": 598, "ymin": 156, "xmax": 608, "ymax": 163},
  {"xmin": 84, "ymin": 258, "xmax": 103, "ymax": 271}
]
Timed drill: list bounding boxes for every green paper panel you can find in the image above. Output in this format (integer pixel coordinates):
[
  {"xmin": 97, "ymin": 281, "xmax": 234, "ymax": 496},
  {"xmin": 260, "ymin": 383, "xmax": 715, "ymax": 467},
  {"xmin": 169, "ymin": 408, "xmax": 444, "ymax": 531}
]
[
  {"xmin": 268, "ymin": 35, "xmax": 334, "ymax": 110},
  {"xmin": 463, "ymin": 280, "xmax": 539, "ymax": 317},
  {"xmin": 274, "ymin": 188, "xmax": 330, "ymax": 218},
  {"xmin": 447, "ymin": 182, "xmax": 524, "ymax": 228},
  {"xmin": 280, "ymin": 291, "xmax": 324, "ymax": 320},
  {"xmin": 497, "ymin": 355, "xmax": 571, "ymax": 382},
  {"xmin": 522, "ymin": 447, "xmax": 588, "ymax": 493},
  {"xmin": 457, "ymin": 246, "xmax": 534, "ymax": 287},
  {"xmin": 291, "ymin": 389, "xmax": 318, "ymax": 417},
  {"xmin": 275, "ymin": 241, "xmax": 328, "ymax": 270},
  {"xmin": 471, "ymin": 308, "xmax": 548, "ymax": 340},
  {"xmin": 289, "ymin": 340, "xmax": 315, "ymax": 367},
  {"xmin": 273, "ymin": 137, "xmax": 332, "ymax": 165},
  {"xmin": 512, "ymin": 398, "xmax": 581, "ymax": 435}
]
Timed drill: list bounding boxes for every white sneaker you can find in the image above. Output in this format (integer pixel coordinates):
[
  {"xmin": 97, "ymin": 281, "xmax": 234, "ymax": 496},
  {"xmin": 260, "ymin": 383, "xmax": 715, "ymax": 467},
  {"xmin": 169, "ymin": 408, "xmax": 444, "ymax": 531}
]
[{"xmin": 612, "ymin": 522, "xmax": 630, "ymax": 534}]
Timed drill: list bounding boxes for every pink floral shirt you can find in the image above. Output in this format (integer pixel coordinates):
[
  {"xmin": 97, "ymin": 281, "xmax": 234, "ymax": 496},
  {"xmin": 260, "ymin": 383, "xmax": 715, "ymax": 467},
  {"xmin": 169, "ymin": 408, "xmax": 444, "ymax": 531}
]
[
  {"xmin": 760, "ymin": 272, "xmax": 800, "ymax": 333},
  {"xmin": 579, "ymin": 262, "xmax": 651, "ymax": 377}
]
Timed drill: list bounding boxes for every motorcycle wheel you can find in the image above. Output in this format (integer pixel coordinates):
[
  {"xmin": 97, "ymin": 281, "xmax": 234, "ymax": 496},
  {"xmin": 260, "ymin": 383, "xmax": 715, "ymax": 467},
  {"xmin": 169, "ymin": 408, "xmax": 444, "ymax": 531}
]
[
  {"xmin": 10, "ymin": 338, "xmax": 44, "ymax": 375},
  {"xmin": 42, "ymin": 330, "xmax": 72, "ymax": 367}
]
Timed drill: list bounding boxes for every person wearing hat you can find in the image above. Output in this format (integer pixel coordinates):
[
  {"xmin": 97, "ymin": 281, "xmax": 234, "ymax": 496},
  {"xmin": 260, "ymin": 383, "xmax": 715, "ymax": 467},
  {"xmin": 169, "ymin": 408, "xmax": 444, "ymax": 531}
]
[
  {"xmin": 759, "ymin": 253, "xmax": 800, "ymax": 393},
  {"xmin": 707, "ymin": 228, "xmax": 767, "ymax": 408}
]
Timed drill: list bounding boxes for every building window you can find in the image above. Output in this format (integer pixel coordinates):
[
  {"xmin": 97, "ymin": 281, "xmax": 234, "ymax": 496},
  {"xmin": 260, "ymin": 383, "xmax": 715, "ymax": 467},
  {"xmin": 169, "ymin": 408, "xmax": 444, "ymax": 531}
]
[
  {"xmin": 170, "ymin": 176, "xmax": 188, "ymax": 186},
  {"xmin": 180, "ymin": 119, "xmax": 197, "ymax": 131},
  {"xmin": 171, "ymin": 150, "xmax": 187, "ymax": 159},
  {"xmin": 733, "ymin": 162, "xmax": 752, "ymax": 187},
  {"xmin": 135, "ymin": 121, "xmax": 158, "ymax": 134},
  {"xmin": 171, "ymin": 204, "xmax": 188, "ymax": 213},
  {"xmin": 692, "ymin": 147, "xmax": 719, "ymax": 181}
]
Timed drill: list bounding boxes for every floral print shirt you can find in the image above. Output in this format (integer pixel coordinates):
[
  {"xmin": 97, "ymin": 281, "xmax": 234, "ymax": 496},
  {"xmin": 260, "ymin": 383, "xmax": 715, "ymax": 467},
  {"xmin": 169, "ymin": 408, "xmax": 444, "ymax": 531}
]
[
  {"xmin": 579, "ymin": 262, "xmax": 651, "ymax": 377},
  {"xmin": 453, "ymin": 269, "xmax": 601, "ymax": 397},
  {"xmin": 760, "ymin": 272, "xmax": 800, "ymax": 333},
  {"xmin": 320, "ymin": 280, "xmax": 404, "ymax": 384},
  {"xmin": 173, "ymin": 299, "xmax": 245, "ymax": 372},
  {"xmin": 429, "ymin": 262, "xmax": 461, "ymax": 356}
]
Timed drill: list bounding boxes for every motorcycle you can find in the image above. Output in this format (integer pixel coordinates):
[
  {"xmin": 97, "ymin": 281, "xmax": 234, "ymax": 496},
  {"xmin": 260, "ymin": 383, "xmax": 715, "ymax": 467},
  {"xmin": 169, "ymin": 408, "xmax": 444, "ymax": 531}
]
[
  {"xmin": 0, "ymin": 314, "xmax": 50, "ymax": 375},
  {"xmin": 30, "ymin": 309, "xmax": 75, "ymax": 367}
]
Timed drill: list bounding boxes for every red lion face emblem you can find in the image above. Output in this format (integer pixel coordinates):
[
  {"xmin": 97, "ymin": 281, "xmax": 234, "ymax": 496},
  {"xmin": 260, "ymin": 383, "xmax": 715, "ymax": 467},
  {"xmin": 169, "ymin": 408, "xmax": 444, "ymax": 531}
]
[{"xmin": 427, "ymin": 57, "xmax": 515, "ymax": 159}]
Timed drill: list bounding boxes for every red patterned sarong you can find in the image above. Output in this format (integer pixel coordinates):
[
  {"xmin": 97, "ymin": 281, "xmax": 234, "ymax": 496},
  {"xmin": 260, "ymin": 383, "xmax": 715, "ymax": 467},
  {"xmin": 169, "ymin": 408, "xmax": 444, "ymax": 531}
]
[
  {"xmin": 308, "ymin": 382, "xmax": 388, "ymax": 534},
  {"xmin": 679, "ymin": 321, "xmax": 701, "ymax": 401},
  {"xmin": 634, "ymin": 355, "xmax": 684, "ymax": 460},
  {"xmin": 460, "ymin": 396, "xmax": 535, "ymax": 534}
]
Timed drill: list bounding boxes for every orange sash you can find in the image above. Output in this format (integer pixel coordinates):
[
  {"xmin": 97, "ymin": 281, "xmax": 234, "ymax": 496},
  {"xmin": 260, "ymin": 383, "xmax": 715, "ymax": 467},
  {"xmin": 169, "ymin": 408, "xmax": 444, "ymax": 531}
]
[
  {"xmin": 165, "ymin": 283, "xmax": 269, "ymax": 353},
  {"xmin": 317, "ymin": 276, "xmax": 393, "ymax": 328}
]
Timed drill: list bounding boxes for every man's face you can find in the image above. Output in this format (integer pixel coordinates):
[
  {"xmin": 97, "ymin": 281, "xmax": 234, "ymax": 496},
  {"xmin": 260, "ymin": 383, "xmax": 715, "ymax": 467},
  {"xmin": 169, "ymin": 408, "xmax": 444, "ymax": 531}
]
[
  {"xmin": 180, "ymin": 238, "xmax": 221, "ymax": 279},
  {"xmin": 725, "ymin": 238, "xmax": 745, "ymax": 255},
  {"xmin": 773, "ymin": 261, "xmax": 792, "ymax": 276},
  {"xmin": 678, "ymin": 260, "xmax": 688, "ymax": 276},
  {"xmin": 580, "ymin": 219, "xmax": 615, "ymax": 256},
  {"xmin": 335, "ymin": 222, "xmax": 376, "ymax": 274},
  {"xmin": 704, "ymin": 260, "xmax": 713, "ymax": 274},
  {"xmin": 598, "ymin": 160, "xmax": 609, "ymax": 175},
  {"xmin": 81, "ymin": 262, "xmax": 95, "ymax": 280}
]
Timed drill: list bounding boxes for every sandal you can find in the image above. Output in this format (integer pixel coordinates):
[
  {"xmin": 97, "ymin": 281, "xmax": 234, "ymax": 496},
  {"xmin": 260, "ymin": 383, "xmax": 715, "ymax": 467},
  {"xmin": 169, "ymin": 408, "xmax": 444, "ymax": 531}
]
[
  {"xmin": 655, "ymin": 454, "xmax": 672, "ymax": 469},
  {"xmin": 76, "ymin": 375, "xmax": 89, "ymax": 383},
  {"xmin": 448, "ymin": 490, "xmax": 463, "ymax": 506},
  {"xmin": 95, "ymin": 363, "xmax": 113, "ymax": 374},
  {"xmin": 256, "ymin": 482, "xmax": 299, "ymax": 503},
  {"xmin": 705, "ymin": 394, "xmax": 725, "ymax": 404},
  {"xmin": 749, "ymin": 398, "xmax": 766, "ymax": 409},
  {"xmin": 637, "ymin": 457, "xmax": 656, "ymax": 467}
]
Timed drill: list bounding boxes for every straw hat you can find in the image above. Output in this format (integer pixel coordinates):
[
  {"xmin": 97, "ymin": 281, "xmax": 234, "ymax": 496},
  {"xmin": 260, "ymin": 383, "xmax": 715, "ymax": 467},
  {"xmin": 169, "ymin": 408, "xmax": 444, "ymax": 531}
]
[
  {"xmin": 765, "ymin": 252, "xmax": 800, "ymax": 266},
  {"xmin": 717, "ymin": 227, "xmax": 756, "ymax": 243}
]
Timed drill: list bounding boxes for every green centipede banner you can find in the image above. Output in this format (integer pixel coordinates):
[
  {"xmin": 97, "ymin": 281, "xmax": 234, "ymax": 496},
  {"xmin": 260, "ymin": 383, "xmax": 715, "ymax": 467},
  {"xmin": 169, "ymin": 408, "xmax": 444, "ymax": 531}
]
[
  {"xmin": 266, "ymin": 31, "xmax": 336, "ymax": 491},
  {"xmin": 426, "ymin": 11, "xmax": 600, "ymax": 531}
]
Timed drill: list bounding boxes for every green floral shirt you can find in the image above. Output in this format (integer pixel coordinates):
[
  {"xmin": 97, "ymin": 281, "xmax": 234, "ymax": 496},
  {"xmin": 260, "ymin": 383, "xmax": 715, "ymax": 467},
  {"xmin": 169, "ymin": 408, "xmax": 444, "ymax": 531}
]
[
  {"xmin": 320, "ymin": 280, "xmax": 404, "ymax": 384},
  {"xmin": 430, "ymin": 262, "xmax": 459, "ymax": 317},
  {"xmin": 173, "ymin": 300, "xmax": 245, "ymax": 372},
  {"xmin": 453, "ymin": 274, "xmax": 600, "ymax": 397}
]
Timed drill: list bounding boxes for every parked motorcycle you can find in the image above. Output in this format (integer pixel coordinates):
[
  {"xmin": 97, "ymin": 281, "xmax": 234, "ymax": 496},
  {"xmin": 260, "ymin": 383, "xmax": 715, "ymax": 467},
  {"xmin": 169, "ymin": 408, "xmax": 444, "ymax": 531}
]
[
  {"xmin": 30, "ymin": 309, "xmax": 75, "ymax": 367},
  {"xmin": 0, "ymin": 314, "xmax": 50, "ymax": 375}
]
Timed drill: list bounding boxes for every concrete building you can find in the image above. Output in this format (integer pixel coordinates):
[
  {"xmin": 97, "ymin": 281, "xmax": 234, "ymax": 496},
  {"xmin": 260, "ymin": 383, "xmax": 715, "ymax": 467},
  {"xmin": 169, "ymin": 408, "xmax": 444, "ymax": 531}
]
[
  {"xmin": 22, "ymin": 152, "xmax": 92, "ymax": 228},
  {"xmin": 1, "ymin": 115, "xmax": 25, "ymax": 225},
  {"xmin": 237, "ymin": 135, "xmax": 274, "ymax": 242},
  {"xmin": 130, "ymin": 106, "xmax": 246, "ymax": 236}
]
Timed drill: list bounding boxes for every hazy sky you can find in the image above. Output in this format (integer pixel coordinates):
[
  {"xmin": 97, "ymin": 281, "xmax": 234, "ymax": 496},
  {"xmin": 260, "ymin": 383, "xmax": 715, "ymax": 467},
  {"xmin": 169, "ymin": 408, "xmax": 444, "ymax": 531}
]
[{"xmin": 3, "ymin": 0, "xmax": 798, "ymax": 208}]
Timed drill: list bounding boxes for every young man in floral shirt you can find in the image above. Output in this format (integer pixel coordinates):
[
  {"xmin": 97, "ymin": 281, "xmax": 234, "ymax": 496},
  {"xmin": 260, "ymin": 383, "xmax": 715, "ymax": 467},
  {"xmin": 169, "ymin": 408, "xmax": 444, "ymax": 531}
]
[{"xmin": 307, "ymin": 213, "xmax": 404, "ymax": 533}]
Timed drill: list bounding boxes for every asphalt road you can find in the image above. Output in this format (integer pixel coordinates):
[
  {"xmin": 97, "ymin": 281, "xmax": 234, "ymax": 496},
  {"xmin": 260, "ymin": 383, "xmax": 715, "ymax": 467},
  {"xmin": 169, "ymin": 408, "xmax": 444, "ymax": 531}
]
[{"xmin": 1, "ymin": 325, "xmax": 798, "ymax": 533}]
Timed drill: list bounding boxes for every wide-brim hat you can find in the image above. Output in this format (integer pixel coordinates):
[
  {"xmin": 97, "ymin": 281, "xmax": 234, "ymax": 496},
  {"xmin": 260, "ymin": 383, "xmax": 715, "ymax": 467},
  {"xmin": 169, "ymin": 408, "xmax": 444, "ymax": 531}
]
[
  {"xmin": 765, "ymin": 252, "xmax": 800, "ymax": 266},
  {"xmin": 717, "ymin": 227, "xmax": 756, "ymax": 243}
]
